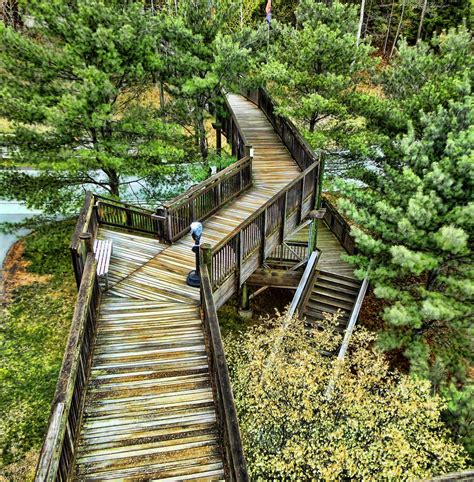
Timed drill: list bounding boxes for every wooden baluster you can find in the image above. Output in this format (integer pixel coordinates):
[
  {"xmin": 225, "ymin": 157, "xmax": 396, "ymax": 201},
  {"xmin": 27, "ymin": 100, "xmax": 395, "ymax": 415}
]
[
  {"xmin": 281, "ymin": 191, "xmax": 288, "ymax": 243},
  {"xmin": 237, "ymin": 233, "xmax": 243, "ymax": 289},
  {"xmin": 260, "ymin": 210, "xmax": 266, "ymax": 264}
]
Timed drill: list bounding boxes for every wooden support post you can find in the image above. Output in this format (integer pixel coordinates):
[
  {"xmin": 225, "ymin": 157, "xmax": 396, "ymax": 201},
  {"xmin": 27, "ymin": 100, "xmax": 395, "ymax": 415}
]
[
  {"xmin": 199, "ymin": 243, "xmax": 213, "ymax": 280},
  {"xmin": 310, "ymin": 157, "xmax": 325, "ymax": 252},
  {"xmin": 260, "ymin": 210, "xmax": 266, "ymax": 264},
  {"xmin": 240, "ymin": 283, "xmax": 249, "ymax": 310},
  {"xmin": 299, "ymin": 175, "xmax": 306, "ymax": 222},
  {"xmin": 308, "ymin": 210, "xmax": 318, "ymax": 254},
  {"xmin": 239, "ymin": 282, "xmax": 253, "ymax": 319},
  {"xmin": 280, "ymin": 191, "xmax": 288, "ymax": 243},
  {"xmin": 80, "ymin": 232, "xmax": 93, "ymax": 254},
  {"xmin": 237, "ymin": 233, "xmax": 243, "ymax": 289},
  {"xmin": 124, "ymin": 204, "xmax": 133, "ymax": 228}
]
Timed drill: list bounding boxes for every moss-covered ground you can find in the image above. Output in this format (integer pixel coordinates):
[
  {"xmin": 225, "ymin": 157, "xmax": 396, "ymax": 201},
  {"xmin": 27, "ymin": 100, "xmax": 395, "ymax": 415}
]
[{"xmin": 0, "ymin": 220, "xmax": 76, "ymax": 481}]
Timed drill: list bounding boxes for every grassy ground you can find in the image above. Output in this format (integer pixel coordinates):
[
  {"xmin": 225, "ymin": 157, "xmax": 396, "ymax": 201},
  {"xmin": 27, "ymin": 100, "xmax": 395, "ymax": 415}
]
[{"xmin": 0, "ymin": 220, "xmax": 76, "ymax": 481}]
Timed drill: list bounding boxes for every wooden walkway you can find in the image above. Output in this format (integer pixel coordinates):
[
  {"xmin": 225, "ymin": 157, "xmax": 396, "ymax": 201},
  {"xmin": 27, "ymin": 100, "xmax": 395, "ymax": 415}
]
[
  {"xmin": 287, "ymin": 222, "xmax": 355, "ymax": 278},
  {"xmin": 73, "ymin": 94, "xmax": 300, "ymax": 480}
]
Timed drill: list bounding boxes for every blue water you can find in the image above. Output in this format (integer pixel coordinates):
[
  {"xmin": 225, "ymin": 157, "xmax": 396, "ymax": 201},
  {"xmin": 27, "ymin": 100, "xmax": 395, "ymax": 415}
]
[{"xmin": 0, "ymin": 201, "xmax": 42, "ymax": 265}]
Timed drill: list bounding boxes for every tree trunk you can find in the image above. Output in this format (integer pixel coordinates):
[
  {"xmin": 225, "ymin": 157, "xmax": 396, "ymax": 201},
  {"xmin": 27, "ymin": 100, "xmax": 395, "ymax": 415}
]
[
  {"xmin": 309, "ymin": 114, "xmax": 317, "ymax": 133},
  {"xmin": 383, "ymin": 1, "xmax": 395, "ymax": 56},
  {"xmin": 356, "ymin": 0, "xmax": 367, "ymax": 46},
  {"xmin": 426, "ymin": 267, "xmax": 440, "ymax": 291},
  {"xmin": 363, "ymin": 0, "xmax": 373, "ymax": 38},
  {"xmin": 195, "ymin": 114, "xmax": 209, "ymax": 161},
  {"xmin": 416, "ymin": 0, "xmax": 428, "ymax": 43},
  {"xmin": 1, "ymin": 0, "xmax": 22, "ymax": 29},
  {"xmin": 390, "ymin": 0, "xmax": 406, "ymax": 59},
  {"xmin": 104, "ymin": 168, "xmax": 120, "ymax": 197}
]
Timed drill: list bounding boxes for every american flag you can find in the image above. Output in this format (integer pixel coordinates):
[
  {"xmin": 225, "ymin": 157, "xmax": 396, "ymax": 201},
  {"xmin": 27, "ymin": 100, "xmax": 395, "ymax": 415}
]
[{"xmin": 265, "ymin": 0, "xmax": 271, "ymax": 26}]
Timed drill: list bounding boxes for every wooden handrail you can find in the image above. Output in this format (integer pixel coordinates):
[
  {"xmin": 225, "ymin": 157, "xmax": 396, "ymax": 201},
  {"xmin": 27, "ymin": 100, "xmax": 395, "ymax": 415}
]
[
  {"xmin": 35, "ymin": 254, "xmax": 100, "ymax": 481},
  {"xmin": 200, "ymin": 246, "xmax": 249, "ymax": 481},
  {"xmin": 321, "ymin": 196, "xmax": 356, "ymax": 255},
  {"xmin": 210, "ymin": 161, "xmax": 321, "ymax": 307},
  {"xmin": 213, "ymin": 161, "xmax": 319, "ymax": 254},
  {"xmin": 93, "ymin": 193, "xmax": 157, "ymax": 214},
  {"xmin": 240, "ymin": 86, "xmax": 318, "ymax": 172},
  {"xmin": 70, "ymin": 191, "xmax": 95, "ymax": 252},
  {"xmin": 287, "ymin": 250, "xmax": 320, "ymax": 318},
  {"xmin": 222, "ymin": 93, "xmax": 252, "ymax": 152},
  {"xmin": 336, "ymin": 276, "xmax": 369, "ymax": 361},
  {"xmin": 163, "ymin": 156, "xmax": 251, "ymax": 209},
  {"xmin": 325, "ymin": 275, "xmax": 369, "ymax": 398},
  {"xmin": 164, "ymin": 156, "xmax": 252, "ymax": 242}
]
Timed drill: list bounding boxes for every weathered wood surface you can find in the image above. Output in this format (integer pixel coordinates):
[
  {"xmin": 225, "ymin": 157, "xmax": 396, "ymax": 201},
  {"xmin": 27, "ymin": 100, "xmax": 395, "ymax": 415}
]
[
  {"xmin": 287, "ymin": 222, "xmax": 356, "ymax": 279},
  {"xmin": 72, "ymin": 94, "xmax": 301, "ymax": 480},
  {"xmin": 247, "ymin": 268, "xmax": 303, "ymax": 288},
  {"xmin": 74, "ymin": 296, "xmax": 224, "ymax": 480},
  {"xmin": 108, "ymin": 94, "xmax": 300, "ymax": 303}
]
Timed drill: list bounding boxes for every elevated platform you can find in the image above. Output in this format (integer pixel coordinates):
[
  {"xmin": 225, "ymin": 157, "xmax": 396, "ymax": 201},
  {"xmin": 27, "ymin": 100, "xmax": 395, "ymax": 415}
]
[{"xmin": 72, "ymin": 94, "xmax": 301, "ymax": 480}]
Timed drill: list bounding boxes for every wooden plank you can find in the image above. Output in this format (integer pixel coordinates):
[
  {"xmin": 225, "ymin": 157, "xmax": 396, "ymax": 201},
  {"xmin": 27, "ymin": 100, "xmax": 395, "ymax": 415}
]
[{"xmin": 247, "ymin": 268, "xmax": 303, "ymax": 288}]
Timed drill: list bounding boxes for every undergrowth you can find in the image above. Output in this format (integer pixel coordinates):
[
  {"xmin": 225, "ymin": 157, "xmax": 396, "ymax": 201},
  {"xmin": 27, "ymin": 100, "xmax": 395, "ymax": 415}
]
[{"xmin": 0, "ymin": 220, "xmax": 76, "ymax": 480}]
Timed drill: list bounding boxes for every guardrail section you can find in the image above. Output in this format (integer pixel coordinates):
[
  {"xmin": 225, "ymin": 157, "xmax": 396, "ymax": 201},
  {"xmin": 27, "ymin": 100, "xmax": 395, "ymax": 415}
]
[
  {"xmin": 200, "ymin": 248, "xmax": 249, "ymax": 482},
  {"xmin": 34, "ymin": 254, "xmax": 100, "ymax": 482},
  {"xmin": 211, "ymin": 162, "xmax": 320, "ymax": 309},
  {"xmin": 163, "ymin": 156, "xmax": 252, "ymax": 242}
]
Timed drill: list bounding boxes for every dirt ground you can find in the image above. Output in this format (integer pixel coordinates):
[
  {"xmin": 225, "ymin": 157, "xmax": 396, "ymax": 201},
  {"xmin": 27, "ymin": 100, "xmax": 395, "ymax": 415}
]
[{"xmin": 0, "ymin": 240, "xmax": 50, "ymax": 305}]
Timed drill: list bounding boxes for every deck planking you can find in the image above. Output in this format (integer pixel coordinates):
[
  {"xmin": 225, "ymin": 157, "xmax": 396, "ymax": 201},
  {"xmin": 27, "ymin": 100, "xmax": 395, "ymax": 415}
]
[
  {"xmin": 74, "ymin": 94, "xmax": 301, "ymax": 480},
  {"xmin": 287, "ymin": 222, "xmax": 356, "ymax": 279}
]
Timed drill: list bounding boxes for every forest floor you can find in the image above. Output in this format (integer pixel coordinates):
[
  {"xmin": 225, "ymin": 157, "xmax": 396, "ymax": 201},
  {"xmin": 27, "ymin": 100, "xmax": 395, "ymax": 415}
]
[{"xmin": 0, "ymin": 220, "xmax": 76, "ymax": 481}]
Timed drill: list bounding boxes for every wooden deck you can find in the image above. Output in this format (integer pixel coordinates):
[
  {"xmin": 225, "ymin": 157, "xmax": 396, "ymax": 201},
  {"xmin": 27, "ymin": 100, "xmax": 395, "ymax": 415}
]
[
  {"xmin": 73, "ymin": 94, "xmax": 301, "ymax": 480},
  {"xmin": 287, "ymin": 222, "xmax": 356, "ymax": 278}
]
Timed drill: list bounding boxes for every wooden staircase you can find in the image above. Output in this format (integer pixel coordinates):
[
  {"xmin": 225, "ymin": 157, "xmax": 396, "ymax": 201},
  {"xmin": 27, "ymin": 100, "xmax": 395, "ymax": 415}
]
[{"xmin": 303, "ymin": 270, "xmax": 361, "ymax": 332}]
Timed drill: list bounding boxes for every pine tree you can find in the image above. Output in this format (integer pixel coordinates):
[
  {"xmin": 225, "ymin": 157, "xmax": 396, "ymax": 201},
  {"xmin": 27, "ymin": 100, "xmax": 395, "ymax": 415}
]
[
  {"xmin": 157, "ymin": 0, "xmax": 254, "ymax": 163},
  {"xmin": 261, "ymin": 0, "xmax": 377, "ymax": 156},
  {"xmin": 0, "ymin": 0, "xmax": 188, "ymax": 213},
  {"xmin": 337, "ymin": 96, "xmax": 473, "ymax": 454}
]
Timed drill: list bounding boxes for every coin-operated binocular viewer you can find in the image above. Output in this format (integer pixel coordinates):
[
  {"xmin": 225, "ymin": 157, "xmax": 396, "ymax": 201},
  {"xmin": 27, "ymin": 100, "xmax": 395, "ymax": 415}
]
[{"xmin": 186, "ymin": 221, "xmax": 203, "ymax": 288}]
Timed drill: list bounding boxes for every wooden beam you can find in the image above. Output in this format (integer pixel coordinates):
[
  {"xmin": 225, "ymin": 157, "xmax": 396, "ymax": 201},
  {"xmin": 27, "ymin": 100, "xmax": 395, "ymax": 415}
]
[{"xmin": 246, "ymin": 268, "xmax": 303, "ymax": 288}]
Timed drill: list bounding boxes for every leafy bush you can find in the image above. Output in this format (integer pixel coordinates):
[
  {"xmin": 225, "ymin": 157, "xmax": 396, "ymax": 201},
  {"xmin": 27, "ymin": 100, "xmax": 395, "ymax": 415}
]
[{"xmin": 225, "ymin": 312, "xmax": 467, "ymax": 480}]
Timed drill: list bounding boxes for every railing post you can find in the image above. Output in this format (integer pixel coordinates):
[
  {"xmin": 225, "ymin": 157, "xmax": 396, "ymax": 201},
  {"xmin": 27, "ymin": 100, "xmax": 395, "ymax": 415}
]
[
  {"xmin": 214, "ymin": 121, "xmax": 222, "ymax": 157},
  {"xmin": 200, "ymin": 242, "xmax": 213, "ymax": 280},
  {"xmin": 79, "ymin": 232, "xmax": 93, "ymax": 255},
  {"xmin": 299, "ymin": 175, "xmax": 306, "ymax": 221},
  {"xmin": 124, "ymin": 203, "xmax": 133, "ymax": 228},
  {"xmin": 237, "ymin": 232, "xmax": 243, "ymax": 289}
]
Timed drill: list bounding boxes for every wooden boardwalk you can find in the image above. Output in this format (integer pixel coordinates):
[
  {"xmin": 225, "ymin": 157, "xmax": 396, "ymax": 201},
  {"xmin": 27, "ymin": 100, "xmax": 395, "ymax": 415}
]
[
  {"xmin": 287, "ymin": 222, "xmax": 356, "ymax": 279},
  {"xmin": 73, "ymin": 94, "xmax": 301, "ymax": 480}
]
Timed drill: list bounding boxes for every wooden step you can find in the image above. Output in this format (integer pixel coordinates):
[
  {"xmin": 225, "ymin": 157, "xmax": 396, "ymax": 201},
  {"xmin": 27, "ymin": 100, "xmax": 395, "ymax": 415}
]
[
  {"xmin": 313, "ymin": 279, "xmax": 360, "ymax": 297},
  {"xmin": 305, "ymin": 302, "xmax": 351, "ymax": 320},
  {"xmin": 316, "ymin": 273, "xmax": 361, "ymax": 291},
  {"xmin": 309, "ymin": 293, "xmax": 354, "ymax": 311},
  {"xmin": 311, "ymin": 286, "xmax": 357, "ymax": 305}
]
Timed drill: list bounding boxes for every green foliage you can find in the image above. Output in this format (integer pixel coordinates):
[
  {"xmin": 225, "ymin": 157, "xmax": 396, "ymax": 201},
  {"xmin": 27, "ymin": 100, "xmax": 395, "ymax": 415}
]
[
  {"xmin": 336, "ymin": 96, "xmax": 473, "ymax": 455},
  {"xmin": 156, "ymin": 0, "xmax": 256, "ymax": 161},
  {"xmin": 0, "ymin": 220, "xmax": 76, "ymax": 468},
  {"xmin": 0, "ymin": 0, "xmax": 189, "ymax": 211},
  {"xmin": 380, "ymin": 26, "xmax": 473, "ymax": 134},
  {"xmin": 23, "ymin": 219, "xmax": 76, "ymax": 275},
  {"xmin": 225, "ymin": 312, "xmax": 467, "ymax": 480},
  {"xmin": 261, "ymin": 1, "xmax": 377, "ymax": 156}
]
